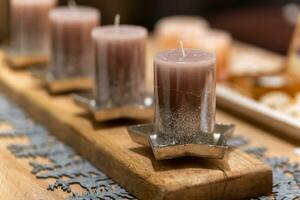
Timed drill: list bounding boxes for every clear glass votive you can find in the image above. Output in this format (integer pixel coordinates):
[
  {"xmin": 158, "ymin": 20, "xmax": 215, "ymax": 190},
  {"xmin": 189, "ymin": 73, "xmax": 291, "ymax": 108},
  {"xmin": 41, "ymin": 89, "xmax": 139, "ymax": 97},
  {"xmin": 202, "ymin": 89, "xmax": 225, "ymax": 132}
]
[
  {"xmin": 49, "ymin": 6, "xmax": 100, "ymax": 80},
  {"xmin": 92, "ymin": 25, "xmax": 148, "ymax": 107},
  {"xmin": 10, "ymin": 0, "xmax": 57, "ymax": 57},
  {"xmin": 154, "ymin": 49, "xmax": 216, "ymax": 143}
]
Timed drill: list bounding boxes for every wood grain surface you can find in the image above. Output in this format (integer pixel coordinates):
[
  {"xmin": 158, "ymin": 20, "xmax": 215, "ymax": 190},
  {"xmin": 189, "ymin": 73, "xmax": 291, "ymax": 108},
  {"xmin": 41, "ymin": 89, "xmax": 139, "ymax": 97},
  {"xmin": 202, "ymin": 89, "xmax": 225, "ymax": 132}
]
[{"xmin": 0, "ymin": 137, "xmax": 70, "ymax": 200}]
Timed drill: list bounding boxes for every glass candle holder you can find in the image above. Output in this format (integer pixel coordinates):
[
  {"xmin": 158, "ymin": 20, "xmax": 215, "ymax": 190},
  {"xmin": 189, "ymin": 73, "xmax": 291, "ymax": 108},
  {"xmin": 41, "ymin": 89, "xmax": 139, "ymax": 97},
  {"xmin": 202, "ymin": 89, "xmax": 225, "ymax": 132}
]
[
  {"xmin": 92, "ymin": 25, "xmax": 148, "ymax": 107},
  {"xmin": 154, "ymin": 49, "xmax": 216, "ymax": 143},
  {"xmin": 10, "ymin": 0, "xmax": 57, "ymax": 57},
  {"xmin": 49, "ymin": 6, "xmax": 100, "ymax": 80}
]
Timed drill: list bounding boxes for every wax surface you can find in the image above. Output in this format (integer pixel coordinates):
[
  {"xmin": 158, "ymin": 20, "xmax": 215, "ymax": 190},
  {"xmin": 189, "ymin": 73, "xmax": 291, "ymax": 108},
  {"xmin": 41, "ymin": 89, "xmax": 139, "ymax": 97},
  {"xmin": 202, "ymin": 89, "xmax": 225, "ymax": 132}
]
[
  {"xmin": 92, "ymin": 25, "xmax": 147, "ymax": 106},
  {"xmin": 154, "ymin": 49, "xmax": 216, "ymax": 142},
  {"xmin": 49, "ymin": 6, "xmax": 100, "ymax": 79},
  {"xmin": 10, "ymin": 0, "xmax": 57, "ymax": 56}
]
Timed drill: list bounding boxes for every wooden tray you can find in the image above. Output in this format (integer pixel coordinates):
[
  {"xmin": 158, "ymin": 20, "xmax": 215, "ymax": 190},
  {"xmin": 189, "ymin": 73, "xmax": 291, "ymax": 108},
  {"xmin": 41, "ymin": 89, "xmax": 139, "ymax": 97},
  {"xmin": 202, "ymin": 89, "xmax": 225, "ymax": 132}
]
[{"xmin": 0, "ymin": 51, "xmax": 272, "ymax": 199}]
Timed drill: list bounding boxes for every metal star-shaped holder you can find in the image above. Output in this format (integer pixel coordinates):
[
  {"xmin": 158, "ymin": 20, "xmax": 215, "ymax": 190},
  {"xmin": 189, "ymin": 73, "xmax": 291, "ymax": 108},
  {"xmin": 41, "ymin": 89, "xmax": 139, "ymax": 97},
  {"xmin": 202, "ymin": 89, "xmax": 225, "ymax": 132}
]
[
  {"xmin": 3, "ymin": 46, "xmax": 48, "ymax": 70},
  {"xmin": 127, "ymin": 123, "xmax": 235, "ymax": 160},
  {"xmin": 72, "ymin": 92, "xmax": 153, "ymax": 121}
]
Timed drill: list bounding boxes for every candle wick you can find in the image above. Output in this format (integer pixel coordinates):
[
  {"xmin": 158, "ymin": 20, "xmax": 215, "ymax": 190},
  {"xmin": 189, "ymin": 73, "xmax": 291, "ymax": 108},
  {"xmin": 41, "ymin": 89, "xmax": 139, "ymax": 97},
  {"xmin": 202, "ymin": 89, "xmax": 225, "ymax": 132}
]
[
  {"xmin": 68, "ymin": 0, "xmax": 77, "ymax": 10},
  {"xmin": 114, "ymin": 14, "xmax": 120, "ymax": 28},
  {"xmin": 180, "ymin": 41, "xmax": 186, "ymax": 57}
]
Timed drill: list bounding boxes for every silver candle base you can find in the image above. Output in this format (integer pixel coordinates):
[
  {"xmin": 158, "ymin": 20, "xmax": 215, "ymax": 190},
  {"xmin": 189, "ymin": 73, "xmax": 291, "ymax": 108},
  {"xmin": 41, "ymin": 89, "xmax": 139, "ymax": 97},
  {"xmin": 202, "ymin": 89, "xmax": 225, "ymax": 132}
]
[
  {"xmin": 127, "ymin": 123, "xmax": 235, "ymax": 160},
  {"xmin": 72, "ymin": 92, "xmax": 153, "ymax": 121}
]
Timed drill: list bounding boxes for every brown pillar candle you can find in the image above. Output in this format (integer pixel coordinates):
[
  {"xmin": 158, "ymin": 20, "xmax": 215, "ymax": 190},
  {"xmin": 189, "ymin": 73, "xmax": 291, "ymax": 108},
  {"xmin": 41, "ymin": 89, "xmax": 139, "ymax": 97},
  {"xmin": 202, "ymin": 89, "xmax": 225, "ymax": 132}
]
[
  {"xmin": 10, "ymin": 0, "xmax": 57, "ymax": 56},
  {"xmin": 154, "ymin": 48, "xmax": 216, "ymax": 142},
  {"xmin": 49, "ymin": 6, "xmax": 100, "ymax": 79},
  {"xmin": 92, "ymin": 25, "xmax": 147, "ymax": 107}
]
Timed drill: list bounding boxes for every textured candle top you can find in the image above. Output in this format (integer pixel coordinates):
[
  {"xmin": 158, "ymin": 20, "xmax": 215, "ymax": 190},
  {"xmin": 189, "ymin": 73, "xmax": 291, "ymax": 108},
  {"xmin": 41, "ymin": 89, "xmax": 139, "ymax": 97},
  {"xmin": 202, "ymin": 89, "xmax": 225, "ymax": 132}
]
[
  {"xmin": 154, "ymin": 49, "xmax": 216, "ymax": 67},
  {"xmin": 50, "ymin": 6, "xmax": 100, "ymax": 23},
  {"xmin": 92, "ymin": 25, "xmax": 147, "ymax": 41},
  {"xmin": 11, "ymin": 0, "xmax": 57, "ymax": 6}
]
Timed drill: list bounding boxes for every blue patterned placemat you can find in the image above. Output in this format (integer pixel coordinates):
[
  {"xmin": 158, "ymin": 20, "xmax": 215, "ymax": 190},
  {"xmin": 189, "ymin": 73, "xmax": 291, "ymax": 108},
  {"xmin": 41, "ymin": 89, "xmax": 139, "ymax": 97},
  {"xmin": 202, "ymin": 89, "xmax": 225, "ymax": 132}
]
[
  {"xmin": 0, "ymin": 94, "xmax": 135, "ymax": 200},
  {"xmin": 0, "ymin": 94, "xmax": 299, "ymax": 199}
]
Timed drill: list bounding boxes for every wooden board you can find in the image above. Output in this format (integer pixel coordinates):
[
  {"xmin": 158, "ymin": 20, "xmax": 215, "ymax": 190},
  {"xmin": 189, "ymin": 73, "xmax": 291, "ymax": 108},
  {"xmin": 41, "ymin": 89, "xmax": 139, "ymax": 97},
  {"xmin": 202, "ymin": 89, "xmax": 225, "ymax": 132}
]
[{"xmin": 0, "ymin": 51, "xmax": 272, "ymax": 200}]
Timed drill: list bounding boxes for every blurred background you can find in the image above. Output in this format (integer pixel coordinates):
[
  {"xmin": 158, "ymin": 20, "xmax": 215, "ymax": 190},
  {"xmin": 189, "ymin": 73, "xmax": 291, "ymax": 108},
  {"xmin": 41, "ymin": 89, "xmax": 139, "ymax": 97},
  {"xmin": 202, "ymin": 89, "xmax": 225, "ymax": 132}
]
[{"xmin": 1, "ymin": 0, "xmax": 299, "ymax": 54}]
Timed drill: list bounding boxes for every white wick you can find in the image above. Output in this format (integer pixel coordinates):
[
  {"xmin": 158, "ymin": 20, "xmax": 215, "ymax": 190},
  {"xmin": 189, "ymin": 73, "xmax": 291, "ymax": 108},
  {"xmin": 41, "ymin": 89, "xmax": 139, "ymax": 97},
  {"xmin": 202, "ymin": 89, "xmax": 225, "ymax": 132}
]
[
  {"xmin": 68, "ymin": 0, "xmax": 77, "ymax": 10},
  {"xmin": 180, "ymin": 41, "xmax": 186, "ymax": 57},
  {"xmin": 114, "ymin": 14, "xmax": 120, "ymax": 28}
]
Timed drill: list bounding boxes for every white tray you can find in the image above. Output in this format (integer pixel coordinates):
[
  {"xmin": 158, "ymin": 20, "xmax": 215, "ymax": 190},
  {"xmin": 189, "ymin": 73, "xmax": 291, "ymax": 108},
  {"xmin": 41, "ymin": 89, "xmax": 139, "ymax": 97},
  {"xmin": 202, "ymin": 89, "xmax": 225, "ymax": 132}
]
[{"xmin": 217, "ymin": 84, "xmax": 300, "ymax": 140}]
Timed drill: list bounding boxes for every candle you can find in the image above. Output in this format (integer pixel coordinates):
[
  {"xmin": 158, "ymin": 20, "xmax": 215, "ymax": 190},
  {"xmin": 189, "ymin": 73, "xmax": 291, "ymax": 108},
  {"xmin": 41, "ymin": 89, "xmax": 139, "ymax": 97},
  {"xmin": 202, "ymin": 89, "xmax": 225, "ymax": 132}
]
[
  {"xmin": 49, "ymin": 5, "xmax": 100, "ymax": 79},
  {"xmin": 155, "ymin": 16, "xmax": 209, "ymax": 50},
  {"xmin": 10, "ymin": 0, "xmax": 57, "ymax": 56},
  {"xmin": 92, "ymin": 25, "xmax": 147, "ymax": 106},
  {"xmin": 200, "ymin": 30, "xmax": 232, "ymax": 82},
  {"xmin": 287, "ymin": 16, "xmax": 300, "ymax": 75},
  {"xmin": 154, "ymin": 48, "xmax": 216, "ymax": 142}
]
